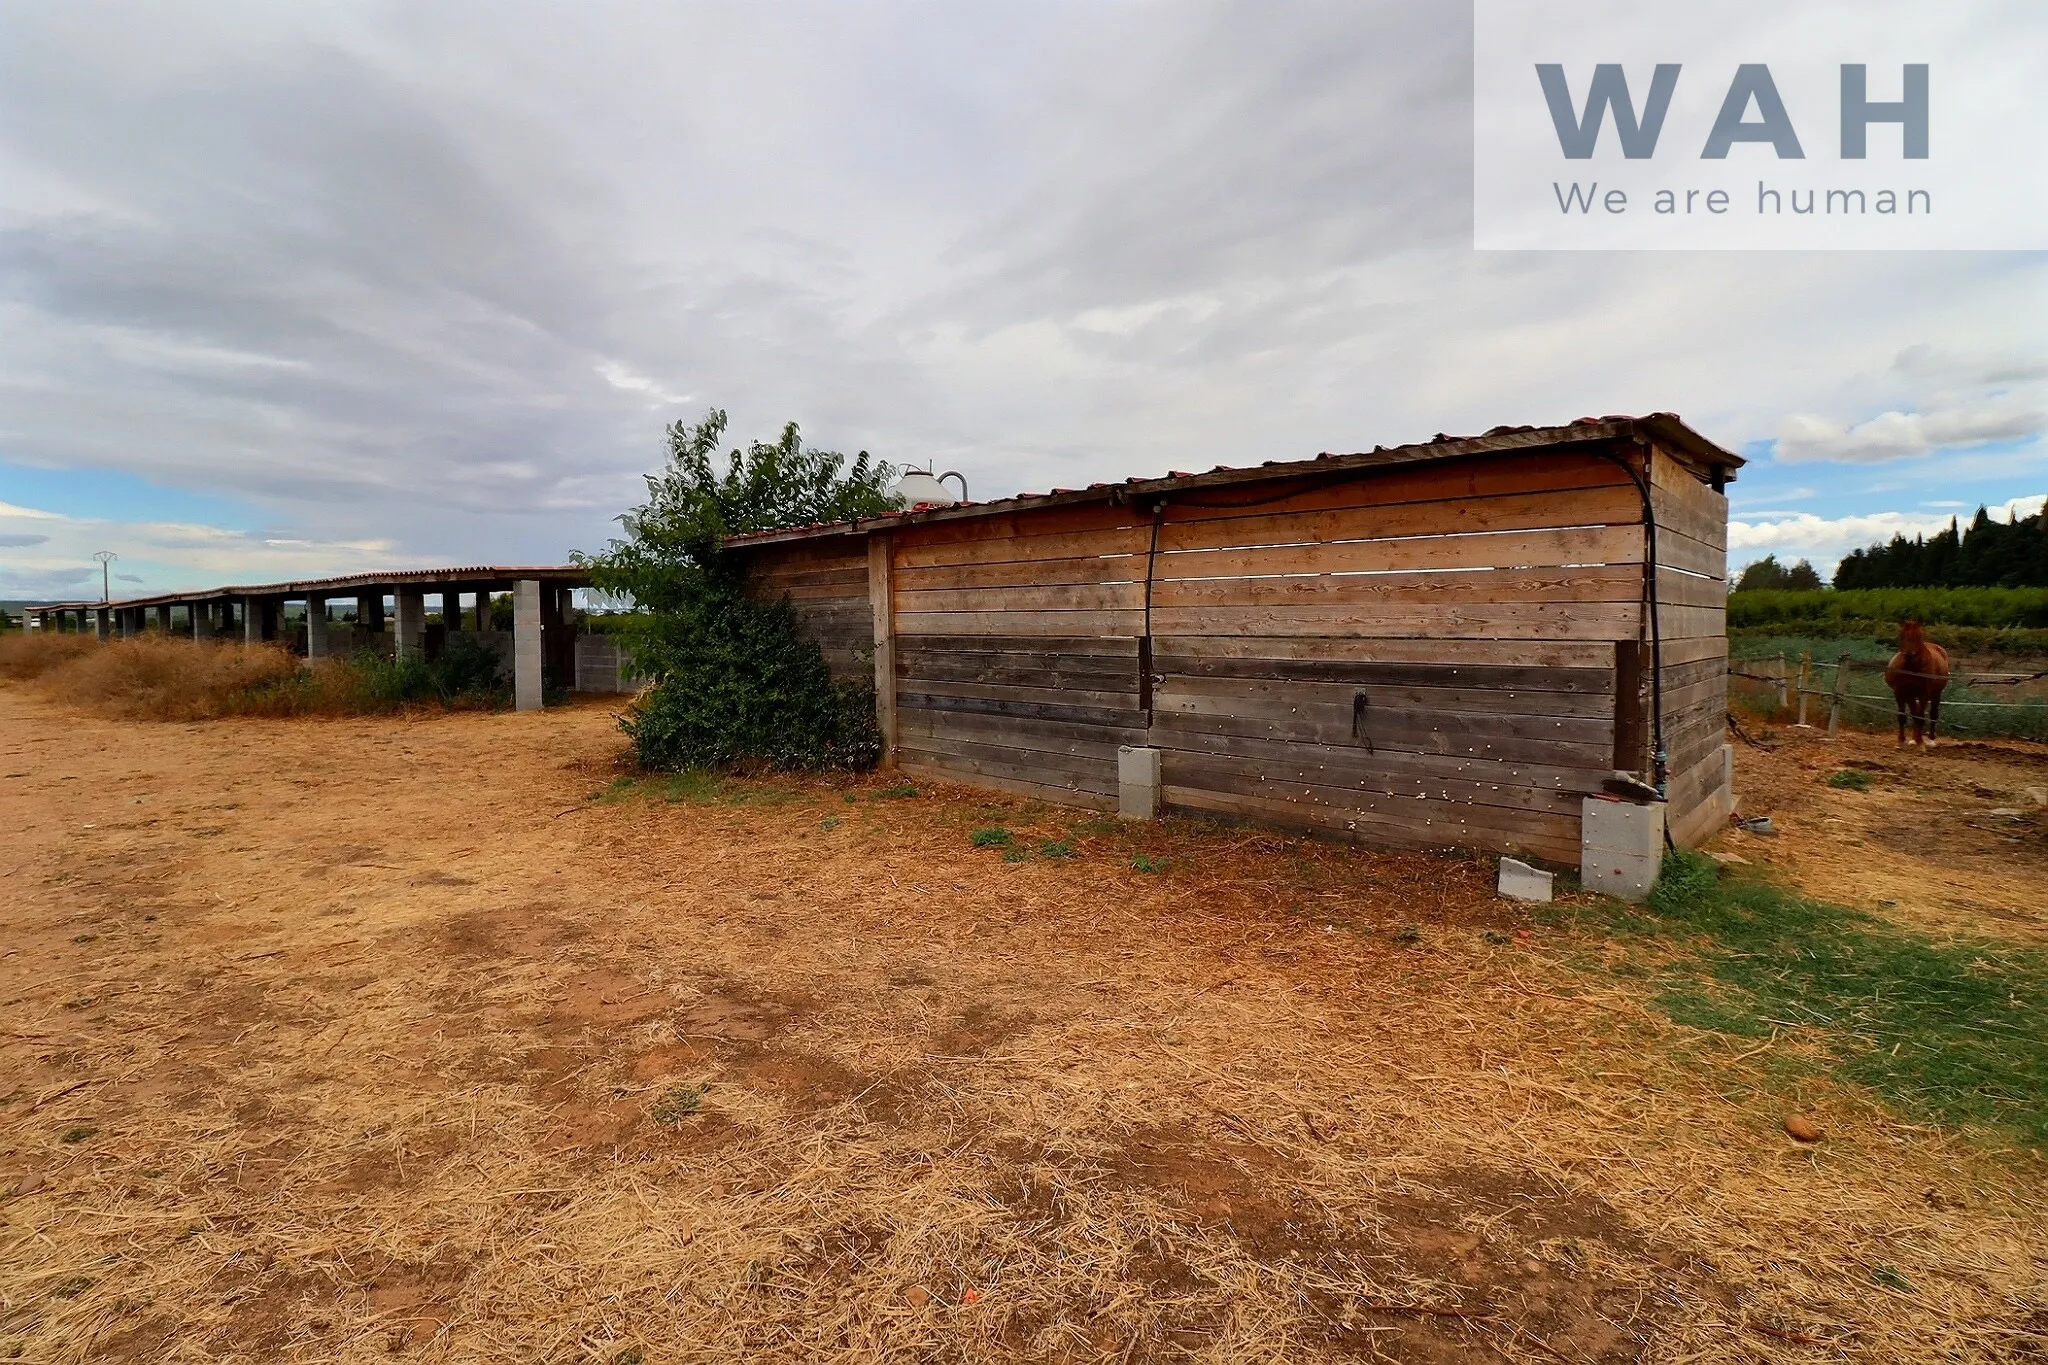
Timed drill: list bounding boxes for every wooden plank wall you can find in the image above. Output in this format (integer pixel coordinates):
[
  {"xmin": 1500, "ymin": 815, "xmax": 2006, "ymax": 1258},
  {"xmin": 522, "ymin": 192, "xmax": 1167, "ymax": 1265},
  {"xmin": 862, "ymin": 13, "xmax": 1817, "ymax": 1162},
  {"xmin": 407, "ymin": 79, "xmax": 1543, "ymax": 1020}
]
[
  {"xmin": 889, "ymin": 505, "xmax": 1149, "ymax": 807},
  {"xmin": 1648, "ymin": 442, "xmax": 1734, "ymax": 847},
  {"xmin": 1144, "ymin": 449, "xmax": 1643, "ymax": 863},
  {"xmin": 733, "ymin": 538, "xmax": 875, "ymax": 682},
  {"xmin": 740, "ymin": 438, "xmax": 1735, "ymax": 864}
]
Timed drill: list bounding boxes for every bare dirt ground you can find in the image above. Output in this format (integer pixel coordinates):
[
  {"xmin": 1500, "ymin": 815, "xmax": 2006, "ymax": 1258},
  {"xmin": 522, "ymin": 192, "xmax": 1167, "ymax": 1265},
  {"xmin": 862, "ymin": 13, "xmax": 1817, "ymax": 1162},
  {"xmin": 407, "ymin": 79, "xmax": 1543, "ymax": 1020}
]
[{"xmin": 2, "ymin": 691, "xmax": 2044, "ymax": 1363}]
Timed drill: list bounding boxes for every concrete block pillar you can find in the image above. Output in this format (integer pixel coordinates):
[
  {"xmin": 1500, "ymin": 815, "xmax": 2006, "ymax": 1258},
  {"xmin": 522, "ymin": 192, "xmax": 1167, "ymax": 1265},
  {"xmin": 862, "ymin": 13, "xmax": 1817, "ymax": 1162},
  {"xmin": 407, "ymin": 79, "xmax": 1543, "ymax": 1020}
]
[
  {"xmin": 243, "ymin": 598, "xmax": 262, "ymax": 643},
  {"xmin": 474, "ymin": 591, "xmax": 490, "ymax": 631},
  {"xmin": 513, "ymin": 579, "xmax": 543, "ymax": 711},
  {"xmin": 95, "ymin": 608, "xmax": 111, "ymax": 641},
  {"xmin": 153, "ymin": 604, "xmax": 172, "ymax": 632},
  {"xmin": 1580, "ymin": 797, "xmax": 1666, "ymax": 903},
  {"xmin": 394, "ymin": 587, "xmax": 426, "ymax": 660},
  {"xmin": 441, "ymin": 588, "xmax": 463, "ymax": 631},
  {"xmin": 305, "ymin": 596, "xmax": 330, "ymax": 658},
  {"xmin": 192, "ymin": 601, "xmax": 214, "ymax": 639},
  {"xmin": 1118, "ymin": 745, "xmax": 1162, "ymax": 820}
]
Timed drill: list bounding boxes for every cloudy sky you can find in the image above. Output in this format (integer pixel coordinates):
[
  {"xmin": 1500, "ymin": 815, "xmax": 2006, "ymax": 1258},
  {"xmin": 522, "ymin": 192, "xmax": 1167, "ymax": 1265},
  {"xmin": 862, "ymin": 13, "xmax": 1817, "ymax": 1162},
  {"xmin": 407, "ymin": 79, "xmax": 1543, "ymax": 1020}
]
[{"xmin": 2, "ymin": 2, "xmax": 2043, "ymax": 600}]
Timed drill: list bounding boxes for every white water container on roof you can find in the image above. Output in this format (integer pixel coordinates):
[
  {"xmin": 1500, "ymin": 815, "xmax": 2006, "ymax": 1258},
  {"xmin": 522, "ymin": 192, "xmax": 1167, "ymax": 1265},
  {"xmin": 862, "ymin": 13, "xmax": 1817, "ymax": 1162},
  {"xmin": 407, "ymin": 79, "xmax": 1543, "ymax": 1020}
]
[{"xmin": 889, "ymin": 467, "xmax": 968, "ymax": 508}]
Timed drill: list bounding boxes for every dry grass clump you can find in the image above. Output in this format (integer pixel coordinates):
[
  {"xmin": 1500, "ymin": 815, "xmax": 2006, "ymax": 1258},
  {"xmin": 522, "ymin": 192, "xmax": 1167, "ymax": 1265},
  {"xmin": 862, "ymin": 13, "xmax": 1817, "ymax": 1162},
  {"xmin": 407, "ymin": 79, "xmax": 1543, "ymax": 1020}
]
[
  {"xmin": 12, "ymin": 633, "xmax": 304, "ymax": 720},
  {"xmin": 0, "ymin": 629, "xmax": 98, "ymax": 680},
  {"xmin": 2, "ymin": 630, "xmax": 509, "ymax": 720}
]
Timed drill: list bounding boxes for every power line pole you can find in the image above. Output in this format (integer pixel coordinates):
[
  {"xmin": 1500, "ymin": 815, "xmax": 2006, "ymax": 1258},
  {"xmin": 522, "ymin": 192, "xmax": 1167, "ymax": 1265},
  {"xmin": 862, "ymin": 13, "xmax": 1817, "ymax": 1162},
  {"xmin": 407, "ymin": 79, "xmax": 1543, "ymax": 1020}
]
[{"xmin": 94, "ymin": 550, "xmax": 117, "ymax": 603}]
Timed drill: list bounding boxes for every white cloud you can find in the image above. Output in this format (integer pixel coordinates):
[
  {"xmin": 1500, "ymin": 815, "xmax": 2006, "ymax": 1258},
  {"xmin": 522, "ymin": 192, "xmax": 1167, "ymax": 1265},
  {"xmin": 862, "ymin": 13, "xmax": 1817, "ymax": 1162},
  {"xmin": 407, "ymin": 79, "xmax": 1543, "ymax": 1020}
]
[
  {"xmin": 0, "ymin": 499, "xmax": 401, "ymax": 598},
  {"xmin": 1772, "ymin": 344, "xmax": 2048, "ymax": 464},
  {"xmin": 1730, "ymin": 494, "xmax": 2048, "ymax": 576}
]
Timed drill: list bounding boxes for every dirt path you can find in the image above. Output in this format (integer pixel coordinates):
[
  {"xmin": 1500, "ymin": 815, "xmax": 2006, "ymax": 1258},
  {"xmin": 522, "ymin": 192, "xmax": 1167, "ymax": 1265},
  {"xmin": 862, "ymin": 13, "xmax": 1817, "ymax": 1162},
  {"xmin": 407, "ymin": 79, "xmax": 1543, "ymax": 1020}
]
[{"xmin": 2, "ymin": 692, "xmax": 2043, "ymax": 1363}]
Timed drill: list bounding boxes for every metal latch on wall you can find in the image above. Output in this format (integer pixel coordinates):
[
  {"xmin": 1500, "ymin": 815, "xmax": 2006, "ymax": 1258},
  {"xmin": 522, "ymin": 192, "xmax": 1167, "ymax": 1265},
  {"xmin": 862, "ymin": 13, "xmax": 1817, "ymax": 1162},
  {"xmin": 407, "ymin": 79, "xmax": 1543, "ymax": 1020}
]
[{"xmin": 1351, "ymin": 689, "xmax": 1374, "ymax": 753}]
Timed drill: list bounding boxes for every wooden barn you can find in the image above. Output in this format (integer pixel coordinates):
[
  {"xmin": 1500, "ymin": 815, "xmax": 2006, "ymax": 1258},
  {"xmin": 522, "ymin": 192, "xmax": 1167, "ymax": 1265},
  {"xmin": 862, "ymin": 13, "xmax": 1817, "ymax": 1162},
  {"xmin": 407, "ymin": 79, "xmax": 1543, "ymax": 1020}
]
[{"xmin": 727, "ymin": 415, "xmax": 1740, "ymax": 866}]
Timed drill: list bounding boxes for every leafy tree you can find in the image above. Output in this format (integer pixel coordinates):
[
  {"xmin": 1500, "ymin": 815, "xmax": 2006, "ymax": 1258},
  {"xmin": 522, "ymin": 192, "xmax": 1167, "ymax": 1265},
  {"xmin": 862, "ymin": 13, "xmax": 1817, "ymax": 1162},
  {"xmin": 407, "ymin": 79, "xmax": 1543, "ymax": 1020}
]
[
  {"xmin": 1734, "ymin": 555, "xmax": 1787, "ymax": 591},
  {"xmin": 575, "ymin": 409, "xmax": 896, "ymax": 772},
  {"xmin": 1781, "ymin": 559, "xmax": 1823, "ymax": 591}
]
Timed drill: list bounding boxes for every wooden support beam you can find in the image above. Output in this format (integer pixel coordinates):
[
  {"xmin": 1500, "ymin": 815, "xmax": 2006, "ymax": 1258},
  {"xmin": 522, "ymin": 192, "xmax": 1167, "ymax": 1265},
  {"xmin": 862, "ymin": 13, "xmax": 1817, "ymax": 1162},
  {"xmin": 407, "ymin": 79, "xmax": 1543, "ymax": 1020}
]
[{"xmin": 868, "ymin": 531, "xmax": 896, "ymax": 765}]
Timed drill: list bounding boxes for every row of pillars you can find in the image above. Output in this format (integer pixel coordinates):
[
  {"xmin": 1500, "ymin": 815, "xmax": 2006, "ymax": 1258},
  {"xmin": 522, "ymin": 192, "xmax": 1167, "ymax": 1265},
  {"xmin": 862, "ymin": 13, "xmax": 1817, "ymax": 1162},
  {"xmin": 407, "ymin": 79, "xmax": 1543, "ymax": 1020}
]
[{"xmin": 31, "ymin": 580, "xmax": 567, "ymax": 711}]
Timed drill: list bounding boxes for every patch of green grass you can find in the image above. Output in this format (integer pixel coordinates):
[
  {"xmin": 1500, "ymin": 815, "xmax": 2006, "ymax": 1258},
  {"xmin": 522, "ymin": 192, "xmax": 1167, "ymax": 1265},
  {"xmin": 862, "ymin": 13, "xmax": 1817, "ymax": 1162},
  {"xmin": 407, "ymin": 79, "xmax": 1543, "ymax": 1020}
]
[
  {"xmin": 1072, "ymin": 817, "xmax": 1121, "ymax": 837},
  {"xmin": 1611, "ymin": 849, "xmax": 2048, "ymax": 1146},
  {"xmin": 818, "ymin": 816, "xmax": 840, "ymax": 832},
  {"xmin": 1826, "ymin": 768, "xmax": 1873, "ymax": 791},
  {"xmin": 649, "ymin": 1083, "xmax": 706, "ymax": 1125},
  {"xmin": 969, "ymin": 827, "xmax": 1013, "ymax": 849},
  {"xmin": 658, "ymin": 770, "xmax": 726, "ymax": 803},
  {"xmin": 1038, "ymin": 838, "xmax": 1075, "ymax": 859},
  {"xmin": 59, "ymin": 1126, "xmax": 96, "ymax": 1144},
  {"xmin": 877, "ymin": 782, "xmax": 918, "ymax": 799},
  {"xmin": 591, "ymin": 775, "xmax": 640, "ymax": 803},
  {"xmin": 1131, "ymin": 853, "xmax": 1169, "ymax": 874},
  {"xmin": 1002, "ymin": 847, "xmax": 1029, "ymax": 863}
]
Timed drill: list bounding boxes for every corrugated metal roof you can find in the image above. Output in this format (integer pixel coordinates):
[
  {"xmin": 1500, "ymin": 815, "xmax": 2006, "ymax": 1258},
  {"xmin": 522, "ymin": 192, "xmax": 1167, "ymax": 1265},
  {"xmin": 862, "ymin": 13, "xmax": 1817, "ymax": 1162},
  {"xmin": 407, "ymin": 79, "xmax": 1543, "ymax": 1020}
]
[{"xmin": 723, "ymin": 413, "xmax": 1739, "ymax": 549}]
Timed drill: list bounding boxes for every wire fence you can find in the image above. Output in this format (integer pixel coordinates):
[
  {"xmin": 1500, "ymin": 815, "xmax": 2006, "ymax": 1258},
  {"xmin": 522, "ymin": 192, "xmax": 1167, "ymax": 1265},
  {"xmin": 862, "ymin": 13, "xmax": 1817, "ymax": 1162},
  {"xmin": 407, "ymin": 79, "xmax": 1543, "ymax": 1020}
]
[{"xmin": 1728, "ymin": 653, "xmax": 2048, "ymax": 741}]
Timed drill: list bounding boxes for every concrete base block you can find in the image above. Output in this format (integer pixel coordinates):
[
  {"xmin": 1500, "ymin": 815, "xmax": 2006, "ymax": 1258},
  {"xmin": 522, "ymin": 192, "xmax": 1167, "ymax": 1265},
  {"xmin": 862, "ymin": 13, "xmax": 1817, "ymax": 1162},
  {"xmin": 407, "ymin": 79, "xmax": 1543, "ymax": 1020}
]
[
  {"xmin": 1118, "ymin": 745, "xmax": 1161, "ymax": 820},
  {"xmin": 1497, "ymin": 857, "xmax": 1553, "ymax": 903},
  {"xmin": 1581, "ymin": 796, "xmax": 1665, "ymax": 903}
]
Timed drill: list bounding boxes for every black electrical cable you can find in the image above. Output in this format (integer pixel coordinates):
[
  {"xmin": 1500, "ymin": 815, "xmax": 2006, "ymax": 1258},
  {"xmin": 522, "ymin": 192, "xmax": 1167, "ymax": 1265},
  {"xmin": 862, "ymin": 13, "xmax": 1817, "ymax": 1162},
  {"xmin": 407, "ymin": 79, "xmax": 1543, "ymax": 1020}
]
[{"xmin": 1588, "ymin": 444, "xmax": 1667, "ymax": 802}]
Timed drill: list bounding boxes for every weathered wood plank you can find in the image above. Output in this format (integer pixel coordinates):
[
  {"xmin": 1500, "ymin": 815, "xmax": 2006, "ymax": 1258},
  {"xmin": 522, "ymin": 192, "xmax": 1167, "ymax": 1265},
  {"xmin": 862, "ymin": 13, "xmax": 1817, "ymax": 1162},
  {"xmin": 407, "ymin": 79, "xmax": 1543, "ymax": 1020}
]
[
  {"xmin": 896, "ymin": 582, "xmax": 1145, "ymax": 615},
  {"xmin": 1651, "ymin": 482, "xmax": 1727, "ymax": 550},
  {"xmin": 896, "ymin": 746, "xmax": 1118, "ymax": 799},
  {"xmin": 1160, "ymin": 448, "xmax": 1631, "ymax": 530},
  {"xmin": 1654, "ymin": 566, "xmax": 1728, "ymax": 609},
  {"xmin": 1146, "ymin": 725, "xmax": 1606, "ymax": 793},
  {"xmin": 898, "ymin": 690, "xmax": 1148, "ymax": 728},
  {"xmin": 1151, "ymin": 564, "xmax": 1643, "ymax": 611},
  {"xmin": 898, "ymin": 634, "xmax": 1141, "ymax": 660},
  {"xmin": 1158, "ymin": 523, "xmax": 1643, "ymax": 580},
  {"xmin": 1149, "ymin": 703, "xmax": 1614, "ymax": 768},
  {"xmin": 1654, "ymin": 604, "xmax": 1727, "ymax": 642},
  {"xmin": 1155, "ymin": 634, "xmax": 1618, "ymax": 669},
  {"xmin": 894, "ymin": 553, "xmax": 1145, "ymax": 592},
  {"xmin": 1161, "ymin": 779, "xmax": 1581, "ymax": 862},
  {"xmin": 897, "ymin": 650, "xmax": 1140, "ymax": 690},
  {"xmin": 1654, "ymin": 528, "xmax": 1727, "ymax": 581},
  {"xmin": 869, "ymin": 532, "xmax": 895, "ymax": 763},
  {"xmin": 1158, "ymin": 483, "xmax": 1645, "ymax": 555},
  {"xmin": 897, "ymin": 761, "xmax": 1117, "ymax": 812},
  {"xmin": 895, "ymin": 677, "xmax": 1140, "ymax": 711},
  {"xmin": 896, "ymin": 609, "xmax": 1145, "ymax": 638},
  {"xmin": 1148, "ymin": 601, "xmax": 1641, "ymax": 640},
  {"xmin": 1154, "ymin": 672, "xmax": 1617, "ymax": 720},
  {"xmin": 1153, "ymin": 652, "xmax": 1616, "ymax": 695},
  {"xmin": 898, "ymin": 711, "xmax": 1142, "ymax": 761},
  {"xmin": 896, "ymin": 523, "xmax": 1150, "ymax": 569}
]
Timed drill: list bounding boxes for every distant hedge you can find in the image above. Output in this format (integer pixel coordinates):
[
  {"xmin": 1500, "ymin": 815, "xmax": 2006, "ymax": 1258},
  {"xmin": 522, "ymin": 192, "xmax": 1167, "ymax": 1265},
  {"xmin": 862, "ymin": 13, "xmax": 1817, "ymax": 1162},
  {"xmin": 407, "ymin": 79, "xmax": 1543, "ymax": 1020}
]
[{"xmin": 1726, "ymin": 587, "xmax": 2048, "ymax": 632}]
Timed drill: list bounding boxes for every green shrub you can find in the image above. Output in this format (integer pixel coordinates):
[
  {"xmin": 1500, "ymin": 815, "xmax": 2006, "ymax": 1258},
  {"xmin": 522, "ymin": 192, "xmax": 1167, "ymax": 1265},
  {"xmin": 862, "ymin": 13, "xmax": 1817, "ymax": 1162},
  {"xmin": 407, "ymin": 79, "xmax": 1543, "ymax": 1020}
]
[
  {"xmin": 1826, "ymin": 769, "xmax": 1872, "ymax": 791},
  {"xmin": 970, "ymin": 827, "xmax": 1013, "ymax": 848}
]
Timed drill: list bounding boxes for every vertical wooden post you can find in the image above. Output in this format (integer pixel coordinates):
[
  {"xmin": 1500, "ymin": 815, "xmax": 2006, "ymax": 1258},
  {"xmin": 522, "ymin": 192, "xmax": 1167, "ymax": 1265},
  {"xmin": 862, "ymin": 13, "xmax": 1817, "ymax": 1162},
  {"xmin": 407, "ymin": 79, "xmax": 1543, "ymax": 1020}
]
[
  {"xmin": 1796, "ymin": 651, "xmax": 1812, "ymax": 727},
  {"xmin": 1774, "ymin": 654, "xmax": 1788, "ymax": 712},
  {"xmin": 1828, "ymin": 654, "xmax": 1848, "ymax": 737},
  {"xmin": 868, "ymin": 531, "xmax": 896, "ymax": 766}
]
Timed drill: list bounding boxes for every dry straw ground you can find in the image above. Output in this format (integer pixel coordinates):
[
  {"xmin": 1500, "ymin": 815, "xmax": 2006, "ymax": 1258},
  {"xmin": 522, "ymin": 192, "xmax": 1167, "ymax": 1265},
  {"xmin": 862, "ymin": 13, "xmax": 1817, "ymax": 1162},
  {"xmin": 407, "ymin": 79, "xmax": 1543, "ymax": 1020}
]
[{"xmin": 2, "ymin": 687, "xmax": 2044, "ymax": 1363}]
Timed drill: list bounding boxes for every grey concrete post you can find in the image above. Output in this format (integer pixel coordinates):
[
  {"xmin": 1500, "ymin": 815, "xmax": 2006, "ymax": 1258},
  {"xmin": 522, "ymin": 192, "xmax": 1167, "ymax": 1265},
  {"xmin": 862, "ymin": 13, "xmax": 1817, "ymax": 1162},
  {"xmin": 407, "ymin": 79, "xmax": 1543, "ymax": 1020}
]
[
  {"xmin": 305, "ymin": 595, "xmax": 330, "ymax": 658},
  {"xmin": 192, "ymin": 601, "xmax": 214, "ymax": 639},
  {"xmin": 474, "ymin": 590, "xmax": 489, "ymax": 631},
  {"xmin": 513, "ymin": 579, "xmax": 543, "ymax": 711},
  {"xmin": 1118, "ymin": 746, "xmax": 1162, "ymax": 820},
  {"xmin": 95, "ymin": 607, "xmax": 111, "ymax": 641},
  {"xmin": 243, "ymin": 598, "xmax": 262, "ymax": 644},
  {"xmin": 153, "ymin": 604, "xmax": 170, "ymax": 632},
  {"xmin": 442, "ymin": 588, "xmax": 462, "ymax": 632},
  {"xmin": 394, "ymin": 587, "xmax": 426, "ymax": 660}
]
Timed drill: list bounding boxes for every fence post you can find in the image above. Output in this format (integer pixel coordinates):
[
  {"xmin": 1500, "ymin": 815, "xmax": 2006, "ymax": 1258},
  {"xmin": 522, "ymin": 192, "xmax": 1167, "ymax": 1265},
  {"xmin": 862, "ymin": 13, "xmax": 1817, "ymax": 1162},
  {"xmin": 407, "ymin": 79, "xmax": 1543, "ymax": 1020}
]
[
  {"xmin": 1828, "ymin": 655, "xmax": 1848, "ymax": 737},
  {"xmin": 1796, "ymin": 651, "xmax": 1812, "ymax": 727},
  {"xmin": 1774, "ymin": 654, "xmax": 1788, "ymax": 713}
]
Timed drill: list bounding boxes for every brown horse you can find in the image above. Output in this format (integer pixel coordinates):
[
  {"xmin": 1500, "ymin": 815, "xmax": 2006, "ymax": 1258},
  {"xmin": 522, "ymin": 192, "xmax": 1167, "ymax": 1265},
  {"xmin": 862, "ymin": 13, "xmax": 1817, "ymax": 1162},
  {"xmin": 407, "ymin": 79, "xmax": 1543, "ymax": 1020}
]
[{"xmin": 1884, "ymin": 619, "xmax": 1951, "ymax": 746}]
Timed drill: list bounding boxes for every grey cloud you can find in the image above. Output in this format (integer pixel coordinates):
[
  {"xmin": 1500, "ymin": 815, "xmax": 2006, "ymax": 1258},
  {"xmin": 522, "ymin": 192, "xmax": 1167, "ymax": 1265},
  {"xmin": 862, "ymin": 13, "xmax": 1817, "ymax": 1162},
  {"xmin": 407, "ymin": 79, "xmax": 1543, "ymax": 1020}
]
[
  {"xmin": 0, "ymin": 534, "xmax": 50, "ymax": 547},
  {"xmin": 0, "ymin": 1, "xmax": 2043, "ymax": 585}
]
